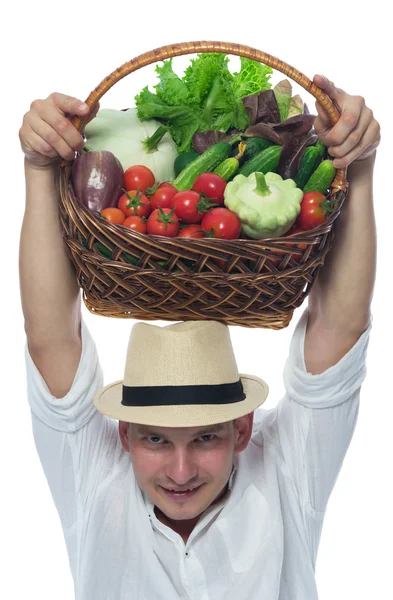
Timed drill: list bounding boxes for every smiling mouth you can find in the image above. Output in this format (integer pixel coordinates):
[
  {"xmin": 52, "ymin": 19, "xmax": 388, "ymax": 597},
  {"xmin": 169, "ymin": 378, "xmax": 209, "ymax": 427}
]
[
  {"xmin": 164, "ymin": 486, "xmax": 201, "ymax": 492},
  {"xmin": 160, "ymin": 484, "xmax": 203, "ymax": 499}
]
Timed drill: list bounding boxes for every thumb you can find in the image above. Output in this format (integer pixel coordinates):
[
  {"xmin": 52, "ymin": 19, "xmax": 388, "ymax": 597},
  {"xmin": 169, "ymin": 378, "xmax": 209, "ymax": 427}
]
[{"xmin": 313, "ymin": 74, "xmax": 341, "ymax": 102}]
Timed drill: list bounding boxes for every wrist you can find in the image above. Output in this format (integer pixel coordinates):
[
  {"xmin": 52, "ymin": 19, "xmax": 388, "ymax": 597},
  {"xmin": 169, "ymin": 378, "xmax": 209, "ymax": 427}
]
[
  {"xmin": 24, "ymin": 156, "xmax": 60, "ymax": 175},
  {"xmin": 348, "ymin": 151, "xmax": 376, "ymax": 177}
]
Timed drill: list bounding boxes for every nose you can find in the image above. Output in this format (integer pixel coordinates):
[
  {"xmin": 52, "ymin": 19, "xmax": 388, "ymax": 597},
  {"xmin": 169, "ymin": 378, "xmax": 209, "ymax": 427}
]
[{"xmin": 165, "ymin": 447, "xmax": 198, "ymax": 486}]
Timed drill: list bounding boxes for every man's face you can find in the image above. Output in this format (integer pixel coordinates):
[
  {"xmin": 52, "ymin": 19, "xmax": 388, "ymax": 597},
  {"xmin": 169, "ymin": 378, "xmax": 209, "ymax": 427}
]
[{"xmin": 120, "ymin": 416, "xmax": 252, "ymax": 523}]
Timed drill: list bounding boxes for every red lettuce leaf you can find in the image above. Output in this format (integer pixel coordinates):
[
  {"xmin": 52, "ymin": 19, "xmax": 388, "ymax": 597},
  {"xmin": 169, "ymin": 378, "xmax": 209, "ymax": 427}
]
[
  {"xmin": 242, "ymin": 89, "xmax": 280, "ymax": 126},
  {"xmin": 243, "ymin": 123, "xmax": 283, "ymax": 144},
  {"xmin": 271, "ymin": 114, "xmax": 315, "ymax": 139},
  {"xmin": 192, "ymin": 130, "xmax": 230, "ymax": 153},
  {"xmin": 278, "ymin": 130, "xmax": 318, "ymax": 180}
]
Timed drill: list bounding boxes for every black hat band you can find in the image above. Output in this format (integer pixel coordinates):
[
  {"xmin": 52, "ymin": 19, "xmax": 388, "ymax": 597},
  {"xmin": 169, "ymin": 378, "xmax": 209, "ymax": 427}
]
[{"xmin": 122, "ymin": 380, "xmax": 246, "ymax": 407}]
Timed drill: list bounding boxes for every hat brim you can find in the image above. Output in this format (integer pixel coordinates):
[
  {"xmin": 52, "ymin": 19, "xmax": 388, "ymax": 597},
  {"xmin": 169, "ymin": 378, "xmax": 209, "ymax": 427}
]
[{"xmin": 93, "ymin": 375, "xmax": 269, "ymax": 427}]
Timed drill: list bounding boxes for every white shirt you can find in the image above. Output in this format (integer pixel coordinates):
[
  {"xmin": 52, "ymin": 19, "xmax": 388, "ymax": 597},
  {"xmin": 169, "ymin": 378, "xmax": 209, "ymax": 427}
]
[{"xmin": 25, "ymin": 309, "xmax": 371, "ymax": 600}]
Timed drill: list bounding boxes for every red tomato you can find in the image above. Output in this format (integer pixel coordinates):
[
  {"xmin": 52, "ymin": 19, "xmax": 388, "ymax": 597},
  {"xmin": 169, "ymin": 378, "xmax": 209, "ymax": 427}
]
[
  {"xmin": 297, "ymin": 192, "xmax": 327, "ymax": 230},
  {"xmin": 177, "ymin": 225, "xmax": 206, "ymax": 239},
  {"xmin": 122, "ymin": 215, "xmax": 147, "ymax": 234},
  {"xmin": 171, "ymin": 191, "xmax": 216, "ymax": 224},
  {"xmin": 118, "ymin": 190, "xmax": 151, "ymax": 218},
  {"xmin": 147, "ymin": 208, "xmax": 179, "ymax": 238},
  {"xmin": 193, "ymin": 173, "xmax": 227, "ymax": 205},
  {"xmin": 201, "ymin": 208, "xmax": 241, "ymax": 240},
  {"xmin": 124, "ymin": 165, "xmax": 155, "ymax": 192},
  {"xmin": 150, "ymin": 183, "xmax": 178, "ymax": 210},
  {"xmin": 100, "ymin": 208, "xmax": 125, "ymax": 224},
  {"xmin": 268, "ymin": 227, "xmax": 307, "ymax": 267},
  {"xmin": 285, "ymin": 225, "xmax": 306, "ymax": 237}
]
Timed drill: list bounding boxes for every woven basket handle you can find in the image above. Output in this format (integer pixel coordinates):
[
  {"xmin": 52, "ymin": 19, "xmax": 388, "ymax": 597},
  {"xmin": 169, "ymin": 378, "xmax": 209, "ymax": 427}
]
[{"xmin": 70, "ymin": 41, "xmax": 347, "ymax": 192}]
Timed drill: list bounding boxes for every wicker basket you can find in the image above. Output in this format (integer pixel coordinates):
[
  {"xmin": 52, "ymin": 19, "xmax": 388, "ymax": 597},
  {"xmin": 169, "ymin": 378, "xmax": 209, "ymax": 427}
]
[{"xmin": 58, "ymin": 41, "xmax": 348, "ymax": 329}]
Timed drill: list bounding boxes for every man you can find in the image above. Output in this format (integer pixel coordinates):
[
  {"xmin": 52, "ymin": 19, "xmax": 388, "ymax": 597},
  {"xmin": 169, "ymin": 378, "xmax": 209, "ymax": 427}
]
[{"xmin": 19, "ymin": 74, "xmax": 380, "ymax": 599}]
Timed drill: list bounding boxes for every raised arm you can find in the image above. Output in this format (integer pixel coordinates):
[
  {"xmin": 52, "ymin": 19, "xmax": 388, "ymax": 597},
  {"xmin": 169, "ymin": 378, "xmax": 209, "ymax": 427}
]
[
  {"xmin": 304, "ymin": 75, "xmax": 381, "ymax": 374},
  {"xmin": 19, "ymin": 94, "xmax": 98, "ymax": 397}
]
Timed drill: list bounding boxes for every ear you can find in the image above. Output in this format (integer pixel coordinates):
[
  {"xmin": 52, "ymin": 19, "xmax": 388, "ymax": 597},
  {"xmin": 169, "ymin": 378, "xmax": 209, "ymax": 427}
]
[
  {"xmin": 233, "ymin": 412, "xmax": 254, "ymax": 454},
  {"xmin": 119, "ymin": 421, "xmax": 130, "ymax": 453}
]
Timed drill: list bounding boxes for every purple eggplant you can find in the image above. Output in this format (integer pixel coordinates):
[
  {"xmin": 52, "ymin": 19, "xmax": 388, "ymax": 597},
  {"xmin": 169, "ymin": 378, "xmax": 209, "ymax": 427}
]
[{"xmin": 71, "ymin": 150, "xmax": 124, "ymax": 213}]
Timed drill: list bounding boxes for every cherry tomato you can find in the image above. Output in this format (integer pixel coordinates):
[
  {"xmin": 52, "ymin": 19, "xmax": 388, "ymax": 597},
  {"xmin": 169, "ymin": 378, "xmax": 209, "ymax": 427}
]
[
  {"xmin": 201, "ymin": 208, "xmax": 241, "ymax": 240},
  {"xmin": 177, "ymin": 225, "xmax": 206, "ymax": 239},
  {"xmin": 100, "ymin": 208, "xmax": 125, "ymax": 224},
  {"xmin": 147, "ymin": 207, "xmax": 179, "ymax": 238},
  {"xmin": 193, "ymin": 173, "xmax": 227, "ymax": 205},
  {"xmin": 122, "ymin": 215, "xmax": 147, "ymax": 234},
  {"xmin": 171, "ymin": 191, "xmax": 216, "ymax": 224},
  {"xmin": 118, "ymin": 190, "xmax": 151, "ymax": 218},
  {"xmin": 150, "ymin": 183, "xmax": 178, "ymax": 210},
  {"xmin": 297, "ymin": 192, "xmax": 327, "ymax": 230},
  {"xmin": 124, "ymin": 165, "xmax": 155, "ymax": 192}
]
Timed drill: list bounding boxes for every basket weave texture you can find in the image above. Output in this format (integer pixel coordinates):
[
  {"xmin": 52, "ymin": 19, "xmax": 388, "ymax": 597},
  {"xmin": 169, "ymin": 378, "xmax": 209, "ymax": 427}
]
[{"xmin": 58, "ymin": 41, "xmax": 348, "ymax": 329}]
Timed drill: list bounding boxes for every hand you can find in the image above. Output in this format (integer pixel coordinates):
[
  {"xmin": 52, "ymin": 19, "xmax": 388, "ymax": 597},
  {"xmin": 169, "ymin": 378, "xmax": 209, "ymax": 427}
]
[
  {"xmin": 312, "ymin": 75, "xmax": 381, "ymax": 169},
  {"xmin": 19, "ymin": 93, "xmax": 100, "ymax": 169}
]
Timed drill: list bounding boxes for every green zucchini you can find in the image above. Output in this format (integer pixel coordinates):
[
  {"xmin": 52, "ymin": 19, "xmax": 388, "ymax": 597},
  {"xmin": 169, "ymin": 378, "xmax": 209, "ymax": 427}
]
[
  {"xmin": 294, "ymin": 147, "xmax": 319, "ymax": 190},
  {"xmin": 242, "ymin": 137, "xmax": 274, "ymax": 161},
  {"xmin": 214, "ymin": 142, "xmax": 247, "ymax": 181},
  {"xmin": 174, "ymin": 151, "xmax": 200, "ymax": 177},
  {"xmin": 172, "ymin": 142, "xmax": 232, "ymax": 191},
  {"xmin": 238, "ymin": 145, "xmax": 281, "ymax": 178},
  {"xmin": 303, "ymin": 160, "xmax": 337, "ymax": 194}
]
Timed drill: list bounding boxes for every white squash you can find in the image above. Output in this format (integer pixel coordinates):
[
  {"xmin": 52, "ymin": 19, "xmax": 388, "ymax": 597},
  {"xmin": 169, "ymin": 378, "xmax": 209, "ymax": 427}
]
[{"xmin": 84, "ymin": 108, "xmax": 178, "ymax": 182}]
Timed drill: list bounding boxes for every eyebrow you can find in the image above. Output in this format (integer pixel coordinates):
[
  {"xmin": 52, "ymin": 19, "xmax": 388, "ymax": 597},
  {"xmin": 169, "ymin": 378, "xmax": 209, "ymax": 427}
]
[{"xmin": 136, "ymin": 423, "xmax": 226, "ymax": 437}]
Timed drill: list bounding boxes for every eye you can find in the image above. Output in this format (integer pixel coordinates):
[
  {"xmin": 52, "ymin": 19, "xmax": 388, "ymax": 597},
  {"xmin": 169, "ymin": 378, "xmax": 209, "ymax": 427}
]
[
  {"xmin": 198, "ymin": 434, "xmax": 216, "ymax": 443},
  {"xmin": 146, "ymin": 436, "xmax": 165, "ymax": 445}
]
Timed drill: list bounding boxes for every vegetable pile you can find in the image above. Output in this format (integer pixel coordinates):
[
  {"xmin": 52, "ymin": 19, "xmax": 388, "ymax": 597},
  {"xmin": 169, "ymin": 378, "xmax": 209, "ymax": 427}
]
[{"xmin": 71, "ymin": 53, "xmax": 340, "ymax": 271}]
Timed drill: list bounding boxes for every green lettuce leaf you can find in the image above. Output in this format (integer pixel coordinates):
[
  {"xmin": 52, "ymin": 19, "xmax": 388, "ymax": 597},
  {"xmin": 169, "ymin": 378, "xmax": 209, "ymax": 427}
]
[
  {"xmin": 154, "ymin": 59, "xmax": 190, "ymax": 106},
  {"xmin": 273, "ymin": 80, "xmax": 292, "ymax": 122},
  {"xmin": 183, "ymin": 53, "xmax": 231, "ymax": 106},
  {"xmin": 232, "ymin": 57, "xmax": 273, "ymax": 99},
  {"xmin": 135, "ymin": 53, "xmax": 273, "ymax": 151}
]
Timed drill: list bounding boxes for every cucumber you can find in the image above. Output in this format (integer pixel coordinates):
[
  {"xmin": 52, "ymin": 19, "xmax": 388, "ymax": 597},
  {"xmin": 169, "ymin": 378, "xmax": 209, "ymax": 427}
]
[
  {"xmin": 238, "ymin": 145, "xmax": 281, "ymax": 178},
  {"xmin": 303, "ymin": 160, "xmax": 337, "ymax": 194},
  {"xmin": 242, "ymin": 137, "xmax": 274, "ymax": 161},
  {"xmin": 174, "ymin": 151, "xmax": 200, "ymax": 177},
  {"xmin": 214, "ymin": 157, "xmax": 239, "ymax": 181},
  {"xmin": 294, "ymin": 147, "xmax": 319, "ymax": 189},
  {"xmin": 315, "ymin": 139, "xmax": 327, "ymax": 158},
  {"xmin": 172, "ymin": 142, "xmax": 232, "ymax": 191},
  {"xmin": 214, "ymin": 142, "xmax": 247, "ymax": 181}
]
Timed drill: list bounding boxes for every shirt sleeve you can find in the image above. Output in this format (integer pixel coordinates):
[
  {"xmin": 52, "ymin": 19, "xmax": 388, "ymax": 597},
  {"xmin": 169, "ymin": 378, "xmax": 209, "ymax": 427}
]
[
  {"xmin": 257, "ymin": 307, "xmax": 372, "ymax": 519},
  {"xmin": 25, "ymin": 319, "xmax": 125, "ymax": 576}
]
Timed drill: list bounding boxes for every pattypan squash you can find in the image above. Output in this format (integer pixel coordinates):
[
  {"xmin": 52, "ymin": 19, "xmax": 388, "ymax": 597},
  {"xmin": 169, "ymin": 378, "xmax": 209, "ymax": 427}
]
[
  {"xmin": 224, "ymin": 171, "xmax": 303, "ymax": 239},
  {"xmin": 84, "ymin": 108, "xmax": 178, "ymax": 182}
]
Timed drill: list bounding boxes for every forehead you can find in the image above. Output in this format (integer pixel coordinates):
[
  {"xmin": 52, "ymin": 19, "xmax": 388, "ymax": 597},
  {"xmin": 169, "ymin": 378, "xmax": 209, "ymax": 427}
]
[{"xmin": 131, "ymin": 422, "xmax": 229, "ymax": 439}]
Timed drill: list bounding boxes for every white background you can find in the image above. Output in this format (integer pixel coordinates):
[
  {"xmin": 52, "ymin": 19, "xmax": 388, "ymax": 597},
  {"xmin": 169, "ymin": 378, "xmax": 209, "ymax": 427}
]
[{"xmin": 1, "ymin": 1, "xmax": 391, "ymax": 598}]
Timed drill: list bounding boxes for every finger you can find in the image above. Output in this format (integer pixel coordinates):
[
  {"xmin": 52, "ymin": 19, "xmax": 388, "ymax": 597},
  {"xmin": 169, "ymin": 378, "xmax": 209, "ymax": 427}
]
[
  {"xmin": 47, "ymin": 92, "xmax": 90, "ymax": 118},
  {"xmin": 328, "ymin": 106, "xmax": 374, "ymax": 163},
  {"xmin": 323, "ymin": 95, "xmax": 365, "ymax": 148},
  {"xmin": 25, "ymin": 110, "xmax": 78, "ymax": 161},
  {"xmin": 313, "ymin": 74, "xmax": 343, "ymax": 104},
  {"xmin": 314, "ymin": 101, "xmax": 332, "ymax": 140},
  {"xmin": 28, "ymin": 101, "xmax": 85, "ymax": 153},
  {"xmin": 21, "ymin": 124, "xmax": 59, "ymax": 160},
  {"xmin": 331, "ymin": 121, "xmax": 380, "ymax": 168}
]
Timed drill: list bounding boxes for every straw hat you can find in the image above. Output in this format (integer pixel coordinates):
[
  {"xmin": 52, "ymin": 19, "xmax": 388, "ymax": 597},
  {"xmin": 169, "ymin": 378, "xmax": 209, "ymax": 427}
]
[{"xmin": 94, "ymin": 320, "xmax": 269, "ymax": 427}]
